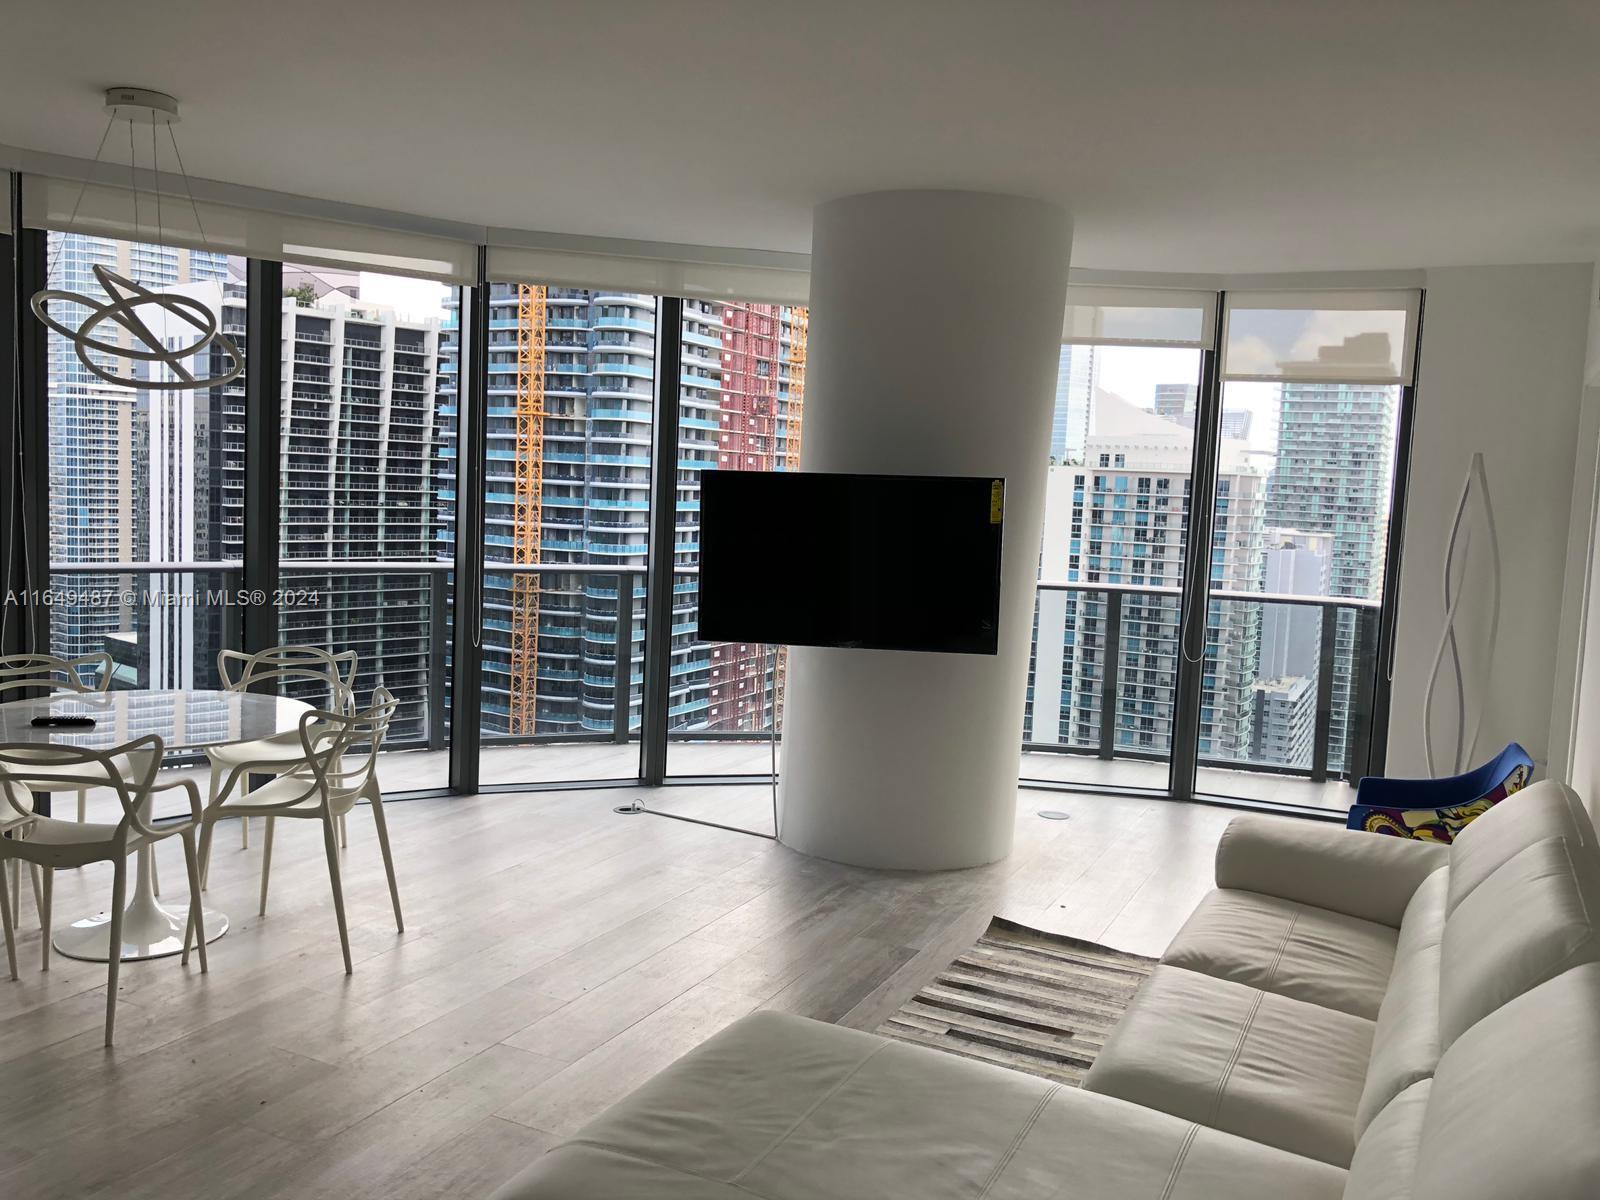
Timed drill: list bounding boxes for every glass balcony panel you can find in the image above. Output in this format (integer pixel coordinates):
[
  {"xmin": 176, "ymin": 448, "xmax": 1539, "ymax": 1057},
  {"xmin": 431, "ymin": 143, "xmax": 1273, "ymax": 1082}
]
[
  {"xmin": 1187, "ymin": 371, "xmax": 1402, "ymax": 810},
  {"xmin": 473, "ymin": 280, "xmax": 656, "ymax": 785},
  {"xmin": 1023, "ymin": 343, "xmax": 1201, "ymax": 795},
  {"xmin": 666, "ymin": 299, "xmax": 809, "ymax": 780},
  {"xmin": 46, "ymin": 567, "xmax": 240, "ymax": 694},
  {"xmin": 44, "ymin": 232, "xmax": 247, "ymax": 690}
]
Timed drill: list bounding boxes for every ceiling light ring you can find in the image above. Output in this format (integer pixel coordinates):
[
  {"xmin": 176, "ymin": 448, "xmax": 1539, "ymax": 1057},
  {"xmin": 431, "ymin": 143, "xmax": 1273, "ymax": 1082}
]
[
  {"xmin": 32, "ymin": 265, "xmax": 244, "ymax": 390},
  {"xmin": 29, "ymin": 87, "xmax": 243, "ymax": 393}
]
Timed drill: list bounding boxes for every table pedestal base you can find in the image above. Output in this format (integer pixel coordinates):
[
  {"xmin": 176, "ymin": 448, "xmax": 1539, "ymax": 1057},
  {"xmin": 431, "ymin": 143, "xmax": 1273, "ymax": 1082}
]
[
  {"xmin": 53, "ymin": 904, "xmax": 230, "ymax": 963},
  {"xmin": 52, "ymin": 844, "xmax": 228, "ymax": 963}
]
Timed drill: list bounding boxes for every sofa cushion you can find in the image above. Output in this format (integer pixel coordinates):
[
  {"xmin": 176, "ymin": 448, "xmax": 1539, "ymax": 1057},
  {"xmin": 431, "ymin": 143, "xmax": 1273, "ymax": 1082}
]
[
  {"xmin": 1083, "ymin": 965, "xmax": 1373, "ymax": 1167},
  {"xmin": 1438, "ymin": 835, "xmax": 1600, "ymax": 1046},
  {"xmin": 985, "ymin": 1088, "xmax": 1347, "ymax": 1200},
  {"xmin": 1344, "ymin": 1080, "xmax": 1430, "ymax": 1200},
  {"xmin": 1411, "ymin": 963, "xmax": 1600, "ymax": 1200},
  {"xmin": 1162, "ymin": 889, "xmax": 1398, "ymax": 1019},
  {"xmin": 1444, "ymin": 780, "xmax": 1596, "ymax": 914},
  {"xmin": 491, "ymin": 1010, "xmax": 1348, "ymax": 1200},
  {"xmin": 1355, "ymin": 868, "xmax": 1447, "ymax": 1135}
]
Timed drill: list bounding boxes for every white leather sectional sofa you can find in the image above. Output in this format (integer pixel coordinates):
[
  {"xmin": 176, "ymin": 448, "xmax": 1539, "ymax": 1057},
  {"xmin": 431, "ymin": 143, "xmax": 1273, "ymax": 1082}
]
[{"xmin": 492, "ymin": 780, "xmax": 1600, "ymax": 1198}]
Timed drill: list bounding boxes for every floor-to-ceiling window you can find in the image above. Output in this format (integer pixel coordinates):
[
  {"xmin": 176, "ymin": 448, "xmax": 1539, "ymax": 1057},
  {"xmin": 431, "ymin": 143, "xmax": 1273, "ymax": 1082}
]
[
  {"xmin": 44, "ymin": 232, "xmax": 243, "ymax": 694},
  {"xmin": 466, "ymin": 280, "xmax": 654, "ymax": 786},
  {"xmin": 1022, "ymin": 292, "xmax": 1208, "ymax": 795},
  {"xmin": 1022, "ymin": 286, "xmax": 1419, "ymax": 814},
  {"xmin": 273, "ymin": 263, "xmax": 457, "ymax": 788},
  {"xmin": 665, "ymin": 297, "xmax": 807, "ymax": 780},
  {"xmin": 20, "ymin": 182, "xmax": 1417, "ymax": 811},
  {"xmin": 1186, "ymin": 292, "xmax": 1417, "ymax": 809}
]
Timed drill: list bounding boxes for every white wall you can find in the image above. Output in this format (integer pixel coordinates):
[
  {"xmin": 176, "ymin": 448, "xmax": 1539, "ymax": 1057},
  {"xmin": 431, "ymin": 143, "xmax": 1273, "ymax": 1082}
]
[
  {"xmin": 1556, "ymin": 279, "xmax": 1600, "ymax": 822},
  {"xmin": 1386, "ymin": 264, "xmax": 1594, "ymax": 779}
]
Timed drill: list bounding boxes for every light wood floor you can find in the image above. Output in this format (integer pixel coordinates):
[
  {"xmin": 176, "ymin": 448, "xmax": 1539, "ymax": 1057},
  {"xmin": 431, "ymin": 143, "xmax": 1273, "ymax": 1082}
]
[{"xmin": 0, "ymin": 777, "xmax": 1284, "ymax": 1199}]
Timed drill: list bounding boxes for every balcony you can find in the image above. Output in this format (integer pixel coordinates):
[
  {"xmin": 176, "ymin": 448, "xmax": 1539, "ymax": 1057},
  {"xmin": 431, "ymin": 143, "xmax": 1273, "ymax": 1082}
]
[
  {"xmin": 43, "ymin": 565, "xmax": 1366, "ymax": 814},
  {"xmin": 1022, "ymin": 580, "xmax": 1380, "ymax": 813}
]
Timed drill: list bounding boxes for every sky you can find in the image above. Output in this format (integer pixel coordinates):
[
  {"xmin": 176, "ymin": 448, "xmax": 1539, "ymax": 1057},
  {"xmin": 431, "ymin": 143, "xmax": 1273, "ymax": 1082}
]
[
  {"xmin": 1093, "ymin": 344, "xmax": 1280, "ymax": 455},
  {"xmin": 1087, "ymin": 305, "xmax": 1408, "ymax": 459},
  {"xmin": 356, "ymin": 271, "xmax": 450, "ymax": 322}
]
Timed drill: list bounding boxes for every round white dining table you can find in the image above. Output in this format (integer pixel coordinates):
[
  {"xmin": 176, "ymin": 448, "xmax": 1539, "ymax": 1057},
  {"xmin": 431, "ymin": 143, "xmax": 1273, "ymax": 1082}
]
[{"xmin": 0, "ymin": 688, "xmax": 314, "ymax": 962}]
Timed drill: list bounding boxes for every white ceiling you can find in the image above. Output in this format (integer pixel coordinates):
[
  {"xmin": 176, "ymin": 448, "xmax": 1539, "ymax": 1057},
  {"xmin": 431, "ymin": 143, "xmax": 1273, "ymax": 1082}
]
[{"xmin": 5, "ymin": 0, "xmax": 1599, "ymax": 274}]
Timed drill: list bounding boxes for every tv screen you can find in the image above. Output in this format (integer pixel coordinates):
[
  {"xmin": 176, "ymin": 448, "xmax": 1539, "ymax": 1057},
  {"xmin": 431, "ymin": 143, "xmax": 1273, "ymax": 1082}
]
[{"xmin": 698, "ymin": 471, "xmax": 1005, "ymax": 654}]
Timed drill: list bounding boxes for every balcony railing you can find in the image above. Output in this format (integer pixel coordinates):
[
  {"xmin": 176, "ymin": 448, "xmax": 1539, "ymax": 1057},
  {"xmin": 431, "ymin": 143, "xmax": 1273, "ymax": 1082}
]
[
  {"xmin": 1026, "ymin": 579, "xmax": 1382, "ymax": 786},
  {"xmin": 48, "ymin": 559, "xmax": 649, "ymax": 758},
  {"xmin": 42, "ymin": 567, "xmax": 1383, "ymax": 800}
]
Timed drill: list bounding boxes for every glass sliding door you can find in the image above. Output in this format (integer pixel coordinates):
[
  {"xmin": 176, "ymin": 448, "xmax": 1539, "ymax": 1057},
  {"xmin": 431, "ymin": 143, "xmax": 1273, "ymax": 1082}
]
[
  {"xmin": 1188, "ymin": 292, "xmax": 1417, "ymax": 810},
  {"xmin": 665, "ymin": 297, "xmax": 808, "ymax": 780},
  {"xmin": 1021, "ymin": 287, "xmax": 1417, "ymax": 814},
  {"xmin": 275, "ymin": 263, "xmax": 457, "ymax": 789},
  {"xmin": 1022, "ymin": 290, "xmax": 1213, "ymax": 794},
  {"xmin": 470, "ymin": 281, "xmax": 653, "ymax": 786},
  {"xmin": 44, "ymin": 231, "xmax": 244, "ymax": 694}
]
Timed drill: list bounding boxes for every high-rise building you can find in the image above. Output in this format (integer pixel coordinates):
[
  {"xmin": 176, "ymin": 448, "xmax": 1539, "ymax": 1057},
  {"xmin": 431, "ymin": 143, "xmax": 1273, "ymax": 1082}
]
[
  {"xmin": 275, "ymin": 288, "xmax": 446, "ymax": 740},
  {"xmin": 1258, "ymin": 529, "xmax": 1331, "ymax": 680},
  {"xmin": 1250, "ymin": 675, "xmax": 1315, "ymax": 767},
  {"xmin": 1031, "ymin": 394, "xmax": 1265, "ymax": 758},
  {"xmin": 1049, "ymin": 344, "xmax": 1094, "ymax": 463},
  {"xmin": 46, "ymin": 232, "xmax": 230, "ymax": 675},
  {"xmin": 1220, "ymin": 409, "xmax": 1253, "ymax": 441},
  {"xmin": 682, "ymin": 300, "xmax": 806, "ymax": 734},
  {"xmin": 453, "ymin": 285, "xmax": 656, "ymax": 739},
  {"xmin": 1153, "ymin": 383, "xmax": 1195, "ymax": 427},
  {"xmin": 1267, "ymin": 335, "xmax": 1398, "ymax": 769},
  {"xmin": 1249, "ymin": 530, "xmax": 1333, "ymax": 766},
  {"xmin": 138, "ymin": 276, "xmax": 448, "ymax": 740},
  {"xmin": 138, "ymin": 274, "xmax": 249, "ymax": 690},
  {"xmin": 69, "ymin": 261, "xmax": 807, "ymax": 750},
  {"xmin": 1153, "ymin": 387, "xmax": 1251, "ymax": 441},
  {"xmin": 1267, "ymin": 336, "xmax": 1397, "ymax": 600},
  {"xmin": 676, "ymin": 301, "xmax": 807, "ymax": 733},
  {"xmin": 448, "ymin": 287, "xmax": 806, "ymax": 741}
]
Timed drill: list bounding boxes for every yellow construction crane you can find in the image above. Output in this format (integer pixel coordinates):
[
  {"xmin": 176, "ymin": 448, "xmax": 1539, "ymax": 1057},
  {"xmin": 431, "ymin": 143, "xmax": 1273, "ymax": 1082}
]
[{"xmin": 509, "ymin": 283, "xmax": 547, "ymax": 735}]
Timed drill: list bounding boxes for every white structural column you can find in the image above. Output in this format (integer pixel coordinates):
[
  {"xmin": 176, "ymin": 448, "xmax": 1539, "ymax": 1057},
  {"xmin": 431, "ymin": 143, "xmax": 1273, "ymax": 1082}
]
[{"xmin": 779, "ymin": 190, "xmax": 1072, "ymax": 870}]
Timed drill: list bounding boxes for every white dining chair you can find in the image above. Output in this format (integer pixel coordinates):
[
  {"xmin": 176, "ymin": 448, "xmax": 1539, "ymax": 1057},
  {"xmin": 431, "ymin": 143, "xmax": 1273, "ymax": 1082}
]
[
  {"xmin": 0, "ymin": 736, "xmax": 209, "ymax": 1045},
  {"xmin": 0, "ymin": 652, "xmax": 133, "ymax": 911},
  {"xmin": 0, "ymin": 774, "xmax": 40, "ymax": 937},
  {"xmin": 192, "ymin": 687, "xmax": 401, "ymax": 974},
  {"xmin": 210, "ymin": 646, "xmax": 358, "ymax": 854},
  {"xmin": 0, "ymin": 652, "xmax": 116, "ymax": 824}
]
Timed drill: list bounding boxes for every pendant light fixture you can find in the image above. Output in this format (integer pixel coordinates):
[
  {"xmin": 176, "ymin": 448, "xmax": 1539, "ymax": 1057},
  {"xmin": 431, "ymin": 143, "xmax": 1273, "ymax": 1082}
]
[{"xmin": 28, "ymin": 86, "xmax": 243, "ymax": 391}]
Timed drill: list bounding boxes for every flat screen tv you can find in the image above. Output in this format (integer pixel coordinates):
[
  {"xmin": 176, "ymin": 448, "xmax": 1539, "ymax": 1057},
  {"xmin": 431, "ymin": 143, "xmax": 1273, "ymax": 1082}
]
[{"xmin": 698, "ymin": 471, "xmax": 1005, "ymax": 655}]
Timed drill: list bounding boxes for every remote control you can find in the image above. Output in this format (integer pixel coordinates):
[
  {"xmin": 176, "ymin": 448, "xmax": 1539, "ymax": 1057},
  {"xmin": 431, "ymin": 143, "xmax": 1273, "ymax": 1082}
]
[{"xmin": 30, "ymin": 716, "xmax": 97, "ymax": 728}]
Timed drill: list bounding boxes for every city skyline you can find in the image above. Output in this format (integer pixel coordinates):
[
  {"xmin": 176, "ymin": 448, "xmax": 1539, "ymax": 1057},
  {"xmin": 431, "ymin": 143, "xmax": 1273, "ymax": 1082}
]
[
  {"xmin": 45, "ymin": 232, "xmax": 1399, "ymax": 780},
  {"xmin": 45, "ymin": 233, "xmax": 808, "ymax": 753},
  {"xmin": 1034, "ymin": 335, "xmax": 1400, "ymax": 772}
]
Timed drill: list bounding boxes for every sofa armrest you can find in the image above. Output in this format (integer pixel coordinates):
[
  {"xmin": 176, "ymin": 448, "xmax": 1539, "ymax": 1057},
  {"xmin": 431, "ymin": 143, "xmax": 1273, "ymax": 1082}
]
[{"xmin": 1215, "ymin": 816, "xmax": 1448, "ymax": 927}]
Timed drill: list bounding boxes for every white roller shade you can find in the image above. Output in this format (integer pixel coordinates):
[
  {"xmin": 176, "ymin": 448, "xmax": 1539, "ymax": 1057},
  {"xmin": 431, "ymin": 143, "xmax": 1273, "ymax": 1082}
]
[
  {"xmin": 1222, "ymin": 289, "xmax": 1421, "ymax": 385},
  {"xmin": 1061, "ymin": 285, "xmax": 1217, "ymax": 348},
  {"xmin": 487, "ymin": 237, "xmax": 809, "ymax": 305},
  {"xmin": 22, "ymin": 174, "xmax": 476, "ymax": 284}
]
